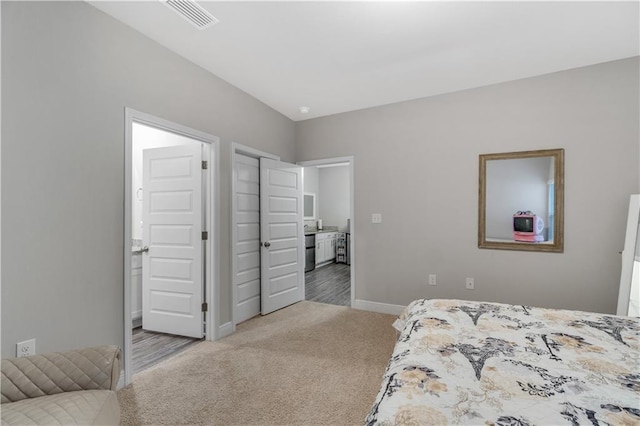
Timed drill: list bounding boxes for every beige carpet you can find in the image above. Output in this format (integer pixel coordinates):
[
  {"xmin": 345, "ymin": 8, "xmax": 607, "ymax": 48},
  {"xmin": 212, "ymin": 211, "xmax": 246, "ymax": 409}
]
[{"xmin": 118, "ymin": 301, "xmax": 398, "ymax": 425}]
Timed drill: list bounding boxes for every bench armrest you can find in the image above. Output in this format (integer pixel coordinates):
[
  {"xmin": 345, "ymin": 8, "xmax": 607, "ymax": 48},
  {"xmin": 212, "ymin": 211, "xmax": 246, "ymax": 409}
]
[{"xmin": 1, "ymin": 345, "xmax": 121, "ymax": 403}]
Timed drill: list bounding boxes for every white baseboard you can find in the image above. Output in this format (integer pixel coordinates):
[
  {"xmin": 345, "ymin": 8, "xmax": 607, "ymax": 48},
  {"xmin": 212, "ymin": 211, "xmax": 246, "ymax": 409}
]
[
  {"xmin": 117, "ymin": 370, "xmax": 126, "ymax": 390},
  {"xmin": 132, "ymin": 316, "xmax": 142, "ymax": 328},
  {"xmin": 217, "ymin": 321, "xmax": 235, "ymax": 340},
  {"xmin": 353, "ymin": 299, "xmax": 405, "ymax": 316}
]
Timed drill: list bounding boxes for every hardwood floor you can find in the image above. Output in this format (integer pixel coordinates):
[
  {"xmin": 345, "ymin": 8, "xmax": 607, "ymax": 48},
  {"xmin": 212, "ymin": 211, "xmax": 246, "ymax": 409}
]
[
  {"xmin": 305, "ymin": 262, "xmax": 351, "ymax": 306},
  {"xmin": 132, "ymin": 328, "xmax": 202, "ymax": 374}
]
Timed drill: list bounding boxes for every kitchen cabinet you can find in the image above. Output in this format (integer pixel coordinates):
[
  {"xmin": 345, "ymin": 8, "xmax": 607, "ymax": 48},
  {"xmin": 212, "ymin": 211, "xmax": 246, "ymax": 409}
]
[
  {"xmin": 325, "ymin": 234, "xmax": 336, "ymax": 260},
  {"xmin": 315, "ymin": 232, "xmax": 337, "ymax": 265},
  {"xmin": 316, "ymin": 239, "xmax": 325, "ymax": 264}
]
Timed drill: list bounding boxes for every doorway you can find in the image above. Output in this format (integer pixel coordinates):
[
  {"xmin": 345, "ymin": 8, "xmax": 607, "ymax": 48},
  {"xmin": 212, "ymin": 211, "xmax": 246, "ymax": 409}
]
[
  {"xmin": 299, "ymin": 157, "xmax": 355, "ymax": 308},
  {"xmin": 123, "ymin": 108, "xmax": 220, "ymax": 385}
]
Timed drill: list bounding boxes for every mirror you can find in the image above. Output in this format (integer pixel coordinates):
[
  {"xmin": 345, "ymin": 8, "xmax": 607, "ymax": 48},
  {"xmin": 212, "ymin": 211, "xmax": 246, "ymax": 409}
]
[
  {"xmin": 478, "ymin": 149, "xmax": 564, "ymax": 252},
  {"xmin": 304, "ymin": 193, "xmax": 316, "ymax": 220},
  {"xmin": 617, "ymin": 194, "xmax": 640, "ymax": 316}
]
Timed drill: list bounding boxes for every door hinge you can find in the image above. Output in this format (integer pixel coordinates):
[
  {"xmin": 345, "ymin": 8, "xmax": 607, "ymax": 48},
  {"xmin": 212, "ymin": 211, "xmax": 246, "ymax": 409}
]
[
  {"xmin": 202, "ymin": 302, "xmax": 208, "ymax": 312},
  {"xmin": 202, "ymin": 160, "xmax": 208, "ymax": 170},
  {"xmin": 202, "ymin": 231, "xmax": 208, "ymax": 240}
]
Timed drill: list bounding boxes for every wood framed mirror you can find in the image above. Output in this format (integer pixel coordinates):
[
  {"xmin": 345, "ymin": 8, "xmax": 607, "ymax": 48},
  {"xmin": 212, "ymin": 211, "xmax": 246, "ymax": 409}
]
[{"xmin": 478, "ymin": 148, "xmax": 564, "ymax": 252}]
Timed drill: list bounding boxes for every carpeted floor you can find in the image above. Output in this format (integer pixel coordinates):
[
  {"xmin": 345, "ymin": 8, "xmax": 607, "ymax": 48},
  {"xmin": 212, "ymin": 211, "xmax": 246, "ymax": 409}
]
[{"xmin": 117, "ymin": 301, "xmax": 398, "ymax": 425}]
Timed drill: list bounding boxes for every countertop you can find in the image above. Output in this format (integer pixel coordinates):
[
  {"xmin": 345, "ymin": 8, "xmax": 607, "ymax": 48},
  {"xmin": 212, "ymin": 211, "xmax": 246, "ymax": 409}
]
[{"xmin": 304, "ymin": 227, "xmax": 340, "ymax": 236}]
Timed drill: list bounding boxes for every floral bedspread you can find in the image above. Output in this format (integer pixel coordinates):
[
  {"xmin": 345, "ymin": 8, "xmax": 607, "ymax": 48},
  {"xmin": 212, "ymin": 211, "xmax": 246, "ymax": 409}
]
[{"xmin": 366, "ymin": 299, "xmax": 640, "ymax": 425}]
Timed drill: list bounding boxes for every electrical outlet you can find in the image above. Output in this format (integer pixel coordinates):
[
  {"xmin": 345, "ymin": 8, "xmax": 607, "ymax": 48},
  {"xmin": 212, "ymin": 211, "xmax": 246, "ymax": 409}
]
[
  {"xmin": 429, "ymin": 274, "xmax": 437, "ymax": 286},
  {"xmin": 16, "ymin": 339, "xmax": 36, "ymax": 357},
  {"xmin": 465, "ymin": 277, "xmax": 475, "ymax": 290},
  {"xmin": 371, "ymin": 213, "xmax": 382, "ymax": 224}
]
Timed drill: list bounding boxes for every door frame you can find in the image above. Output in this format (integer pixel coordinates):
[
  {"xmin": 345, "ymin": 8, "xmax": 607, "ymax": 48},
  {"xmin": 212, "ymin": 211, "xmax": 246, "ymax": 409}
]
[
  {"xmin": 230, "ymin": 142, "xmax": 279, "ymax": 328},
  {"xmin": 297, "ymin": 156, "xmax": 355, "ymax": 307},
  {"xmin": 123, "ymin": 108, "xmax": 220, "ymax": 385}
]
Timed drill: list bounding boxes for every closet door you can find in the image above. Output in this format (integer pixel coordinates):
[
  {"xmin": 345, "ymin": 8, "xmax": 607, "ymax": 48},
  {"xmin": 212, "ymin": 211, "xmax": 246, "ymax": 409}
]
[
  {"xmin": 233, "ymin": 154, "xmax": 261, "ymax": 323},
  {"xmin": 260, "ymin": 158, "xmax": 304, "ymax": 315}
]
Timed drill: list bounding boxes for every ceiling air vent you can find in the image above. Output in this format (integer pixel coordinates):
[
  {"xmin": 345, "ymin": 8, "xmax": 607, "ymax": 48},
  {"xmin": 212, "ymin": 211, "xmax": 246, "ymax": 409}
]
[{"xmin": 162, "ymin": 0, "xmax": 219, "ymax": 30}]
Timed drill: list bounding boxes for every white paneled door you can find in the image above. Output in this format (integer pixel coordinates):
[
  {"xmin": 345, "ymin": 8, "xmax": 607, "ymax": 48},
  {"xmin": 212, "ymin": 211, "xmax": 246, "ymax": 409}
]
[
  {"xmin": 142, "ymin": 144, "xmax": 204, "ymax": 338},
  {"xmin": 233, "ymin": 154, "xmax": 261, "ymax": 323},
  {"xmin": 260, "ymin": 158, "xmax": 304, "ymax": 315}
]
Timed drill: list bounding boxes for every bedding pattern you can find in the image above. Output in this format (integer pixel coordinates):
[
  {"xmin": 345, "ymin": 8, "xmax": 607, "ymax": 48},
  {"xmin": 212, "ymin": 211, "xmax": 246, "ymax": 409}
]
[{"xmin": 366, "ymin": 299, "xmax": 640, "ymax": 425}]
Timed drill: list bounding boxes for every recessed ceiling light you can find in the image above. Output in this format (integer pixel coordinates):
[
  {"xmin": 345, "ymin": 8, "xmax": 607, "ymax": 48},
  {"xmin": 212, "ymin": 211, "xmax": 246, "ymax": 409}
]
[{"xmin": 299, "ymin": 106, "xmax": 310, "ymax": 114}]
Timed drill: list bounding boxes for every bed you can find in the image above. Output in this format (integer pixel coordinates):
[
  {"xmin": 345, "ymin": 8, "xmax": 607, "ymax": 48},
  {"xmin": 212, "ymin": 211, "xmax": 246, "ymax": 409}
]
[{"xmin": 366, "ymin": 299, "xmax": 640, "ymax": 425}]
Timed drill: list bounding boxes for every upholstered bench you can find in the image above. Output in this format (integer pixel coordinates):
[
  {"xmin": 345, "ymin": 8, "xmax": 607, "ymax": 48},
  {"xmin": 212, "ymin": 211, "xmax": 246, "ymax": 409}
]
[{"xmin": 1, "ymin": 345, "xmax": 121, "ymax": 425}]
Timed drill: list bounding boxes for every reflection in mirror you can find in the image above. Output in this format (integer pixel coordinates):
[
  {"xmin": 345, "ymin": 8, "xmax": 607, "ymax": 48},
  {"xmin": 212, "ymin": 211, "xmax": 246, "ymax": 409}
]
[
  {"xmin": 479, "ymin": 149, "xmax": 564, "ymax": 252},
  {"xmin": 304, "ymin": 193, "xmax": 316, "ymax": 220}
]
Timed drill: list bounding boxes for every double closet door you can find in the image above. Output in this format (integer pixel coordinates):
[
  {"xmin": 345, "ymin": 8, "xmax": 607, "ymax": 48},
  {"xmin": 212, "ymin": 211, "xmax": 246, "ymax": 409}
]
[{"xmin": 234, "ymin": 154, "xmax": 305, "ymax": 323}]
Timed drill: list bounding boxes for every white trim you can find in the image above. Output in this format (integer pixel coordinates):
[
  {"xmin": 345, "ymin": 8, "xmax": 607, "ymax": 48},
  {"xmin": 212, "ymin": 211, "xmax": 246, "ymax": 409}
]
[
  {"xmin": 117, "ymin": 371, "xmax": 125, "ymax": 390},
  {"xmin": 218, "ymin": 321, "xmax": 235, "ymax": 339},
  {"xmin": 123, "ymin": 107, "xmax": 220, "ymax": 385},
  {"xmin": 353, "ymin": 299, "xmax": 405, "ymax": 316},
  {"xmin": 210, "ymin": 138, "xmax": 221, "ymax": 339},
  {"xmin": 231, "ymin": 142, "xmax": 281, "ymax": 161},
  {"xmin": 230, "ymin": 142, "xmax": 279, "ymax": 327},
  {"xmin": 297, "ymin": 156, "xmax": 355, "ymax": 308}
]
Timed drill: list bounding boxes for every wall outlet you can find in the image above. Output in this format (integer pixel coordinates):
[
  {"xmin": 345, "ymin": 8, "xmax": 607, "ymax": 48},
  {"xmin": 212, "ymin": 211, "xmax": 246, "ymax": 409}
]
[
  {"xmin": 428, "ymin": 274, "xmax": 437, "ymax": 286},
  {"xmin": 16, "ymin": 339, "xmax": 36, "ymax": 357},
  {"xmin": 465, "ymin": 277, "xmax": 475, "ymax": 290},
  {"xmin": 371, "ymin": 213, "xmax": 382, "ymax": 224}
]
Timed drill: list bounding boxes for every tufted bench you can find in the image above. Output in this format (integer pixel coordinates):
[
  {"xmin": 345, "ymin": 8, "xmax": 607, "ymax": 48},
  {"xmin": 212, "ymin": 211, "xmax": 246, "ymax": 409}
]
[{"xmin": 1, "ymin": 345, "xmax": 121, "ymax": 425}]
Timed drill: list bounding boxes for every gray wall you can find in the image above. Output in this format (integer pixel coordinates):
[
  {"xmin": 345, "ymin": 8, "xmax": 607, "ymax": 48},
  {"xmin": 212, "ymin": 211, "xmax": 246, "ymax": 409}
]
[
  {"xmin": 318, "ymin": 166, "xmax": 350, "ymax": 232},
  {"xmin": 1, "ymin": 1, "xmax": 295, "ymax": 357},
  {"xmin": 295, "ymin": 57, "xmax": 640, "ymax": 314}
]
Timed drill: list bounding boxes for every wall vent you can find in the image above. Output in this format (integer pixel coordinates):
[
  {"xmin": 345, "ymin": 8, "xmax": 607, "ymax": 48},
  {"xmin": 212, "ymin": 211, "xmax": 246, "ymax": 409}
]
[{"xmin": 161, "ymin": 0, "xmax": 219, "ymax": 30}]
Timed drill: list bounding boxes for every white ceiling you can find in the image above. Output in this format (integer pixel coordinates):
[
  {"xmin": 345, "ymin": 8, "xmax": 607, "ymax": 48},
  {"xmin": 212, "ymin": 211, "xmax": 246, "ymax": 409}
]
[{"xmin": 88, "ymin": 1, "xmax": 639, "ymax": 121}]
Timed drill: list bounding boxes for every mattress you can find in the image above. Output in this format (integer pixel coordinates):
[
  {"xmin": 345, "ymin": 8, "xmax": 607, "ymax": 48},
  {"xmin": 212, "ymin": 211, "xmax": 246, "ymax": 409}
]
[{"xmin": 366, "ymin": 299, "xmax": 640, "ymax": 425}]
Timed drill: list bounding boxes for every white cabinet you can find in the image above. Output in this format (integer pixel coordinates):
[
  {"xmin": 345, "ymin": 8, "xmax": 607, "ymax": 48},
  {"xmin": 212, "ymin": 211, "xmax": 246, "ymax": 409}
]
[
  {"xmin": 326, "ymin": 234, "xmax": 336, "ymax": 260},
  {"xmin": 324, "ymin": 238, "xmax": 333, "ymax": 261},
  {"xmin": 315, "ymin": 232, "xmax": 337, "ymax": 265},
  {"xmin": 316, "ymin": 238, "xmax": 325, "ymax": 264}
]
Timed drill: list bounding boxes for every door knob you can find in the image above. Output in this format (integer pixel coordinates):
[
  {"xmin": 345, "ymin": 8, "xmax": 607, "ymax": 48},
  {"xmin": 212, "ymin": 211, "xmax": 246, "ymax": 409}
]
[
  {"xmin": 263, "ymin": 242, "xmax": 271, "ymax": 248},
  {"xmin": 133, "ymin": 246, "xmax": 149, "ymax": 254}
]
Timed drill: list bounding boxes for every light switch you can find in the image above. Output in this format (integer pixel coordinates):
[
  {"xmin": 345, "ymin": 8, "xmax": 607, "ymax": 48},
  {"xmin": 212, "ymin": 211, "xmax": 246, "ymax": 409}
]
[{"xmin": 372, "ymin": 213, "xmax": 382, "ymax": 224}]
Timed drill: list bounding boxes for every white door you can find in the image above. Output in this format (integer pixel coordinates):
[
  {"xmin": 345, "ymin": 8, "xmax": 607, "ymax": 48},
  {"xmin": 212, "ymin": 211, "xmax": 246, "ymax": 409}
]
[
  {"xmin": 260, "ymin": 158, "xmax": 304, "ymax": 315},
  {"xmin": 142, "ymin": 144, "xmax": 204, "ymax": 338},
  {"xmin": 234, "ymin": 154, "xmax": 261, "ymax": 323}
]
